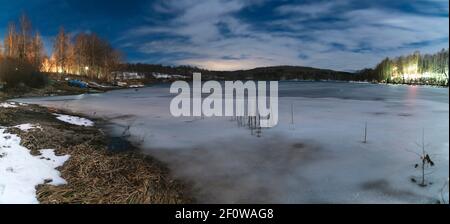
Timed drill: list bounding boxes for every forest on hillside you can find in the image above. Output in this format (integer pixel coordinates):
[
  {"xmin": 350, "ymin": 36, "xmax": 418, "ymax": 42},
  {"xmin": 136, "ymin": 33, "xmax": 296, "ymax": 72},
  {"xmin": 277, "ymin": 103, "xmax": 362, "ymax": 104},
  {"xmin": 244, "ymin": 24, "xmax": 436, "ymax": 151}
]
[
  {"xmin": 120, "ymin": 64, "xmax": 355, "ymax": 81},
  {"xmin": 357, "ymin": 49, "xmax": 449, "ymax": 86}
]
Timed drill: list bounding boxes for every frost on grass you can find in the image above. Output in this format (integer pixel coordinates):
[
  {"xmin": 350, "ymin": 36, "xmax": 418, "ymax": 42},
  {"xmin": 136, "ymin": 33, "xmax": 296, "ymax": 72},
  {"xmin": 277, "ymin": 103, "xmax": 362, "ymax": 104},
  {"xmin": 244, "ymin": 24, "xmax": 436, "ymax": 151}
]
[
  {"xmin": 0, "ymin": 128, "xmax": 69, "ymax": 204},
  {"xmin": 53, "ymin": 113, "xmax": 94, "ymax": 127}
]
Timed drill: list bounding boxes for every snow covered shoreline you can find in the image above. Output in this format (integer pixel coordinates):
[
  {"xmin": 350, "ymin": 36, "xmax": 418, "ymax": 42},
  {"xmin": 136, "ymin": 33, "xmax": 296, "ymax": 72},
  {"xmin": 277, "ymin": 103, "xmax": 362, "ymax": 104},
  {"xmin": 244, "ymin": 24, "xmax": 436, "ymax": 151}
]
[
  {"xmin": 0, "ymin": 101, "xmax": 192, "ymax": 204},
  {"xmin": 0, "ymin": 126, "xmax": 69, "ymax": 204},
  {"xmin": 0, "ymin": 103, "xmax": 94, "ymax": 204}
]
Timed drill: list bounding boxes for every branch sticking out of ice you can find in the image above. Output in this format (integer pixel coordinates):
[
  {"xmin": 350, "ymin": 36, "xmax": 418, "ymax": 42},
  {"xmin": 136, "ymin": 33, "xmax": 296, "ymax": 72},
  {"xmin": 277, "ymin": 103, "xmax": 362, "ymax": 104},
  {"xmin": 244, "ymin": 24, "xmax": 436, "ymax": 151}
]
[
  {"xmin": 53, "ymin": 113, "xmax": 94, "ymax": 127},
  {"xmin": 0, "ymin": 128, "xmax": 69, "ymax": 204}
]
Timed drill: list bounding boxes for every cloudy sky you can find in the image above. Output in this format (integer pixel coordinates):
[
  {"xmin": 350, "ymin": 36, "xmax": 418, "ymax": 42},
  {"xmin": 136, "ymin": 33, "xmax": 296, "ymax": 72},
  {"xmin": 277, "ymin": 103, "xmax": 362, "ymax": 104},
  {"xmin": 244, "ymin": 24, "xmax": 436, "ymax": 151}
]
[{"xmin": 0, "ymin": 0, "xmax": 448, "ymax": 71}]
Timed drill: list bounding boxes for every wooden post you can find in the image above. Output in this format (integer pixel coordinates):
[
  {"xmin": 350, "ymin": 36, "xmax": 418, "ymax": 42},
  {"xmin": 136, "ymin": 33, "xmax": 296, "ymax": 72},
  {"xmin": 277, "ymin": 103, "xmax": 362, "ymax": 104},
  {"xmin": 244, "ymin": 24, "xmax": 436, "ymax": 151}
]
[
  {"xmin": 421, "ymin": 128, "xmax": 425, "ymax": 186},
  {"xmin": 363, "ymin": 122, "xmax": 368, "ymax": 143},
  {"xmin": 291, "ymin": 103, "xmax": 294, "ymax": 125}
]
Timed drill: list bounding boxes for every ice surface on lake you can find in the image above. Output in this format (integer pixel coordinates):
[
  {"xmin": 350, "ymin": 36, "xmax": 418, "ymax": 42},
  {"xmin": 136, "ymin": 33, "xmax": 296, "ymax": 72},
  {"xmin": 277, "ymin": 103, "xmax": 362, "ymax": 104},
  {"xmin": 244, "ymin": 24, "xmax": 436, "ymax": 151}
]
[{"xmin": 16, "ymin": 82, "xmax": 449, "ymax": 203}]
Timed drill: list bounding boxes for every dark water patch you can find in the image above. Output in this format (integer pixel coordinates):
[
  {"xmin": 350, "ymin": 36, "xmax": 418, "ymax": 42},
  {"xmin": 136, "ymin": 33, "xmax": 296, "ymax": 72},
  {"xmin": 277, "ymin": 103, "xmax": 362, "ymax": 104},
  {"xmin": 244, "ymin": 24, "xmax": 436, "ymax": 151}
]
[
  {"xmin": 369, "ymin": 112, "xmax": 389, "ymax": 116},
  {"xmin": 360, "ymin": 179, "xmax": 437, "ymax": 202},
  {"xmin": 109, "ymin": 114, "xmax": 136, "ymax": 120},
  {"xmin": 384, "ymin": 103, "xmax": 408, "ymax": 109},
  {"xmin": 292, "ymin": 143, "xmax": 306, "ymax": 149},
  {"xmin": 107, "ymin": 137, "xmax": 136, "ymax": 152},
  {"xmin": 361, "ymin": 179, "xmax": 418, "ymax": 198}
]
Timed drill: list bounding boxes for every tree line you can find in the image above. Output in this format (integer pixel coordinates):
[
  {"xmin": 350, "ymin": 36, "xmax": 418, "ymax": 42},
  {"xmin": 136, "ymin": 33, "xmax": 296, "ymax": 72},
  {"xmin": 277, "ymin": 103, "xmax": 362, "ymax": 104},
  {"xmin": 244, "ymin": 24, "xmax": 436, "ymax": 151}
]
[
  {"xmin": 45, "ymin": 28, "xmax": 122, "ymax": 80},
  {"xmin": 357, "ymin": 49, "xmax": 449, "ymax": 86},
  {"xmin": 0, "ymin": 13, "xmax": 122, "ymax": 88},
  {"xmin": 0, "ymin": 14, "xmax": 47, "ymax": 88}
]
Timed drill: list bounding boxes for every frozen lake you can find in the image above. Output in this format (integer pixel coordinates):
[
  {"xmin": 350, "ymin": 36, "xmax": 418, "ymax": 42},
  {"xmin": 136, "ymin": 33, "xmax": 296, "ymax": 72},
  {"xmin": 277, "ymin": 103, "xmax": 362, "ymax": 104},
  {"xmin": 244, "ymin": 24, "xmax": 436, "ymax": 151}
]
[{"xmin": 15, "ymin": 82, "xmax": 449, "ymax": 203}]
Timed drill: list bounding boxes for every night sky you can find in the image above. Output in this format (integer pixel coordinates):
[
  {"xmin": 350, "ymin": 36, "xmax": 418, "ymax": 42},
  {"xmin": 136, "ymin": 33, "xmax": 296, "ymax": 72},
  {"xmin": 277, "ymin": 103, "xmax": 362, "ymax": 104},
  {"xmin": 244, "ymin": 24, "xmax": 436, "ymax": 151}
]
[{"xmin": 0, "ymin": 0, "xmax": 448, "ymax": 71}]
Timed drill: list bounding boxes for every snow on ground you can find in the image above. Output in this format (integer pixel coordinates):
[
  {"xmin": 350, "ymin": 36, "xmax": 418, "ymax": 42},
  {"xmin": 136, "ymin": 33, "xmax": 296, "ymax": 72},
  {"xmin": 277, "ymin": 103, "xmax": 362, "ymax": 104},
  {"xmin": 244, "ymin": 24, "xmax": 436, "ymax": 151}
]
[
  {"xmin": 0, "ymin": 127, "xmax": 69, "ymax": 204},
  {"xmin": 0, "ymin": 102, "xmax": 18, "ymax": 108},
  {"xmin": 13, "ymin": 124, "xmax": 42, "ymax": 132},
  {"xmin": 53, "ymin": 113, "xmax": 94, "ymax": 127}
]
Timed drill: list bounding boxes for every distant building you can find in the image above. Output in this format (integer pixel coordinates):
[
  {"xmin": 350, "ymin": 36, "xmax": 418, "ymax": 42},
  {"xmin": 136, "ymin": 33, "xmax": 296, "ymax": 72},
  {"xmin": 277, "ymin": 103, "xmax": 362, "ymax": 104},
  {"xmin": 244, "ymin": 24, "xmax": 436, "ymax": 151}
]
[
  {"xmin": 112, "ymin": 72, "xmax": 145, "ymax": 81},
  {"xmin": 152, "ymin": 72, "xmax": 186, "ymax": 79}
]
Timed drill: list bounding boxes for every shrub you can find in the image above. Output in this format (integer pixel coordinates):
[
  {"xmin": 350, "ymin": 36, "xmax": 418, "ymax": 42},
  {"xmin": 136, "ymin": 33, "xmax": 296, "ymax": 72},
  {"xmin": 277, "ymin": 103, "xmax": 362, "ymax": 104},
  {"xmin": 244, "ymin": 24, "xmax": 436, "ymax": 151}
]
[{"xmin": 0, "ymin": 57, "xmax": 48, "ymax": 88}]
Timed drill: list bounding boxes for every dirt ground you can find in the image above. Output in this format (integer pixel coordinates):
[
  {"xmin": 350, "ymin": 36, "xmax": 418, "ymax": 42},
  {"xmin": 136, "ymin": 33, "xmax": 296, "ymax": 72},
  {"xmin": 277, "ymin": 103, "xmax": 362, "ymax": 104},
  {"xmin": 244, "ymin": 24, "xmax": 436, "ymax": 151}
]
[{"xmin": 0, "ymin": 103, "xmax": 193, "ymax": 204}]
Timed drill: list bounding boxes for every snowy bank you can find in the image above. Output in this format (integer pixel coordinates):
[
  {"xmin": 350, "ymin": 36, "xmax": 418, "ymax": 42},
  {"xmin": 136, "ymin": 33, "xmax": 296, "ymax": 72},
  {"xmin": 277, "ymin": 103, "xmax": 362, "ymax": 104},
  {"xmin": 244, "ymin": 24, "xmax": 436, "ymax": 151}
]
[
  {"xmin": 53, "ymin": 113, "xmax": 94, "ymax": 127},
  {"xmin": 0, "ymin": 102, "xmax": 18, "ymax": 108},
  {"xmin": 0, "ymin": 127, "xmax": 69, "ymax": 204},
  {"xmin": 0, "ymin": 102, "xmax": 190, "ymax": 204}
]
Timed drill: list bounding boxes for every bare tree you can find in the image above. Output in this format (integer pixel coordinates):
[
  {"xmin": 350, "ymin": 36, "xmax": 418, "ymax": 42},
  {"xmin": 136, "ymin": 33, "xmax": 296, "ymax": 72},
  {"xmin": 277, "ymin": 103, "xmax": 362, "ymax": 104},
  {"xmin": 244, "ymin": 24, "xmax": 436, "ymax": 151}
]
[
  {"xmin": 72, "ymin": 32, "xmax": 122, "ymax": 80},
  {"xmin": 3, "ymin": 22, "xmax": 18, "ymax": 58},
  {"xmin": 0, "ymin": 44, "xmax": 2, "ymax": 59},
  {"xmin": 3, "ymin": 13, "xmax": 47, "ymax": 70},
  {"xmin": 28, "ymin": 32, "xmax": 45, "ymax": 69},
  {"xmin": 53, "ymin": 27, "xmax": 70, "ymax": 73},
  {"xmin": 18, "ymin": 13, "xmax": 32, "ymax": 61}
]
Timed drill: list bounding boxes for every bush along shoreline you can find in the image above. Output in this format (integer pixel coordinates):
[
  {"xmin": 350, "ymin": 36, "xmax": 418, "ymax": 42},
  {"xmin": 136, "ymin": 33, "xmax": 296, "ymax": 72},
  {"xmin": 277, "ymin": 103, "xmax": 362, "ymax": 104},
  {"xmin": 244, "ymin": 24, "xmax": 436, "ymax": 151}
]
[{"xmin": 0, "ymin": 102, "xmax": 193, "ymax": 204}]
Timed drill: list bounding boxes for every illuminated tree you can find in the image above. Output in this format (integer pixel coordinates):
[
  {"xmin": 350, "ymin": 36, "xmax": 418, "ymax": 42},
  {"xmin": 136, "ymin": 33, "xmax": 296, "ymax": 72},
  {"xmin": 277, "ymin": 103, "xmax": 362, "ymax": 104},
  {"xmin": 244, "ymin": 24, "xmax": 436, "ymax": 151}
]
[
  {"xmin": 53, "ymin": 27, "xmax": 70, "ymax": 73},
  {"xmin": 3, "ymin": 22, "xmax": 19, "ymax": 58},
  {"xmin": 369, "ymin": 49, "xmax": 449, "ymax": 85},
  {"xmin": 17, "ymin": 13, "xmax": 32, "ymax": 61},
  {"xmin": 28, "ymin": 32, "xmax": 46, "ymax": 69},
  {"xmin": 72, "ymin": 32, "xmax": 122, "ymax": 80}
]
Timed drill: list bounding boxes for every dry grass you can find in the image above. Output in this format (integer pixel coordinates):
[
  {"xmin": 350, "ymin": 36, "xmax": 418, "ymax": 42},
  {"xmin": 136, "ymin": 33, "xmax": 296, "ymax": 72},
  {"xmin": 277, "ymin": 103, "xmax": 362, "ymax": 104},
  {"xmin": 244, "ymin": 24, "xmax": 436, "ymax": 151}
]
[
  {"xmin": 1, "ymin": 104, "xmax": 193, "ymax": 204},
  {"xmin": 36, "ymin": 143, "xmax": 190, "ymax": 204}
]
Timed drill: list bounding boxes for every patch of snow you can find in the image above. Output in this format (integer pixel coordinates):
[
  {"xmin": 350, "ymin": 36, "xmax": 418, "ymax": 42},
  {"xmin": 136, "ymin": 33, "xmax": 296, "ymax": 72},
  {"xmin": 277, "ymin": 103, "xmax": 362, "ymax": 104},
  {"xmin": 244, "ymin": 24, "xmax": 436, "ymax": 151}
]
[
  {"xmin": 13, "ymin": 124, "xmax": 42, "ymax": 132},
  {"xmin": 129, "ymin": 84, "xmax": 145, "ymax": 88},
  {"xmin": 0, "ymin": 102, "xmax": 18, "ymax": 108},
  {"xmin": 53, "ymin": 113, "xmax": 94, "ymax": 127},
  {"xmin": 0, "ymin": 128, "xmax": 69, "ymax": 204}
]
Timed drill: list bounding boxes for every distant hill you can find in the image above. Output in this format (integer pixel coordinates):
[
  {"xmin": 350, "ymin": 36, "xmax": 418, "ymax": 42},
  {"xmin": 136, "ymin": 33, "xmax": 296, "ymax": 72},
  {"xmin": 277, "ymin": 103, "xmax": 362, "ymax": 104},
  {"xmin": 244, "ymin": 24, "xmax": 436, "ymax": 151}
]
[
  {"xmin": 210, "ymin": 66, "xmax": 355, "ymax": 81},
  {"xmin": 120, "ymin": 64, "xmax": 356, "ymax": 81}
]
